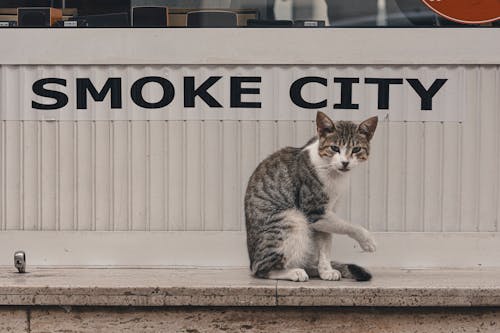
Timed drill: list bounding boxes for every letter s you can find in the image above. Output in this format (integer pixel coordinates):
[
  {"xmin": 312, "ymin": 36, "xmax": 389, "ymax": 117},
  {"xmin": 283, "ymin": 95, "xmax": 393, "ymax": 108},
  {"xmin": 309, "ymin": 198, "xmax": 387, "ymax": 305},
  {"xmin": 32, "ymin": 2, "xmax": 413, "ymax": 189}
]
[{"xmin": 32, "ymin": 78, "xmax": 68, "ymax": 110}]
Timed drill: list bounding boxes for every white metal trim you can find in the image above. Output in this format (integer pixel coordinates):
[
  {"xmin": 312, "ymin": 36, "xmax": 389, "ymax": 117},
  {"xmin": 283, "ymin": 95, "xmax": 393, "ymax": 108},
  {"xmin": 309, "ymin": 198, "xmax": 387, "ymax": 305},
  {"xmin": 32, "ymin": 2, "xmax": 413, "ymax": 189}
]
[
  {"xmin": 0, "ymin": 231, "xmax": 498, "ymax": 268},
  {"xmin": 0, "ymin": 29, "xmax": 498, "ymax": 65}
]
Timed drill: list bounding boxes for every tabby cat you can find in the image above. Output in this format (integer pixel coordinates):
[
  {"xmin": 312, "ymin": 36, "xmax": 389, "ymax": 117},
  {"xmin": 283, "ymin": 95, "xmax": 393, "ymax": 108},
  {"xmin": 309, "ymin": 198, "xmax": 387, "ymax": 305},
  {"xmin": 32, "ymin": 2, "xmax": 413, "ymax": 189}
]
[{"xmin": 245, "ymin": 112, "xmax": 378, "ymax": 282}]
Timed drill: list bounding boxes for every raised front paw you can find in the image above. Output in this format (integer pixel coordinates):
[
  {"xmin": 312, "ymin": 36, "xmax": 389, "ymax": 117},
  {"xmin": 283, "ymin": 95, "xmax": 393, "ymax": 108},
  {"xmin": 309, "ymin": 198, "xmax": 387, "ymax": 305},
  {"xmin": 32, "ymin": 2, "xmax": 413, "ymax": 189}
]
[
  {"xmin": 359, "ymin": 231, "xmax": 377, "ymax": 252},
  {"xmin": 319, "ymin": 269, "xmax": 341, "ymax": 281}
]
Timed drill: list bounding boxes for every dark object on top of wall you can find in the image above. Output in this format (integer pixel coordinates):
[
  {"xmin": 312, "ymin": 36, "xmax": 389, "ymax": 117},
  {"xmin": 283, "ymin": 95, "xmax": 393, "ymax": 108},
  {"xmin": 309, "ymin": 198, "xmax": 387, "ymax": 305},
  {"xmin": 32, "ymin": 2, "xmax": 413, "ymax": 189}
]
[
  {"xmin": 55, "ymin": 12, "xmax": 130, "ymax": 27},
  {"xmin": 0, "ymin": 0, "xmax": 62, "ymax": 8},
  {"xmin": 74, "ymin": 12, "xmax": 130, "ymax": 27},
  {"xmin": 0, "ymin": 20, "xmax": 17, "ymax": 27},
  {"xmin": 294, "ymin": 20, "xmax": 326, "ymax": 27},
  {"xmin": 230, "ymin": 0, "xmax": 274, "ymax": 20},
  {"xmin": 132, "ymin": 6, "xmax": 168, "ymax": 27},
  {"xmin": 324, "ymin": 0, "xmax": 378, "ymax": 26},
  {"xmin": 54, "ymin": 17, "xmax": 86, "ymax": 27},
  {"xmin": 247, "ymin": 19, "xmax": 293, "ymax": 27},
  {"xmin": 65, "ymin": 0, "xmax": 131, "ymax": 16},
  {"xmin": 186, "ymin": 10, "xmax": 238, "ymax": 27},
  {"xmin": 18, "ymin": 7, "xmax": 62, "ymax": 27}
]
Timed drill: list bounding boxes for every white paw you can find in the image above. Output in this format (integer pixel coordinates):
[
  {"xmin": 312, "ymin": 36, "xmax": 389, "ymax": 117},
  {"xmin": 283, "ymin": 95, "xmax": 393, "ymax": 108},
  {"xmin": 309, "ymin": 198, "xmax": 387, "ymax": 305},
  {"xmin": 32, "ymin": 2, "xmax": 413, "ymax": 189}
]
[
  {"xmin": 289, "ymin": 268, "xmax": 309, "ymax": 282},
  {"xmin": 358, "ymin": 229, "xmax": 377, "ymax": 252},
  {"xmin": 319, "ymin": 269, "xmax": 341, "ymax": 281},
  {"xmin": 359, "ymin": 235, "xmax": 377, "ymax": 252}
]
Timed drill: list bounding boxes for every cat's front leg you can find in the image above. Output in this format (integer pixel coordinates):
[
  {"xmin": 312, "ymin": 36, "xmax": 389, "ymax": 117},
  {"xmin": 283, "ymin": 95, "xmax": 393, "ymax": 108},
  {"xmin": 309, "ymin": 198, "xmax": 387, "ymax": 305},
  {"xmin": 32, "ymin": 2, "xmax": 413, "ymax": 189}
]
[
  {"xmin": 310, "ymin": 212, "xmax": 377, "ymax": 252},
  {"xmin": 315, "ymin": 232, "xmax": 341, "ymax": 281}
]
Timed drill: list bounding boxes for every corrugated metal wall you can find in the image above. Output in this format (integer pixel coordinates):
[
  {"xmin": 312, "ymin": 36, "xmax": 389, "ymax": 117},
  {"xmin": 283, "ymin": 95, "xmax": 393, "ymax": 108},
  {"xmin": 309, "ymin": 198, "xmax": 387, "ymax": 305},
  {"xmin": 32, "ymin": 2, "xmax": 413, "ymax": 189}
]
[{"xmin": 0, "ymin": 65, "xmax": 498, "ymax": 232}]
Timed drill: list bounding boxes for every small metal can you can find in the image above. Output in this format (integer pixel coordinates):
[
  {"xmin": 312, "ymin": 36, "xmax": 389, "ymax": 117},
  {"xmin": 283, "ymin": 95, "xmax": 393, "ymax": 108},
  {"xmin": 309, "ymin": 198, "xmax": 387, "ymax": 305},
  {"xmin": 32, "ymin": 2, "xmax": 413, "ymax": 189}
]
[{"xmin": 14, "ymin": 251, "xmax": 26, "ymax": 273}]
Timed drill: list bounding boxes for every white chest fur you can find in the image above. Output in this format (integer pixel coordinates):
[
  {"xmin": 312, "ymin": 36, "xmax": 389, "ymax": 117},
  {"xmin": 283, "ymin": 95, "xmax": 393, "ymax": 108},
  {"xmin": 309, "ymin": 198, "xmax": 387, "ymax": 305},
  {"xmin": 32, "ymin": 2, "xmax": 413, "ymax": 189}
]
[
  {"xmin": 321, "ymin": 173, "xmax": 348, "ymax": 211},
  {"xmin": 305, "ymin": 140, "xmax": 349, "ymax": 212}
]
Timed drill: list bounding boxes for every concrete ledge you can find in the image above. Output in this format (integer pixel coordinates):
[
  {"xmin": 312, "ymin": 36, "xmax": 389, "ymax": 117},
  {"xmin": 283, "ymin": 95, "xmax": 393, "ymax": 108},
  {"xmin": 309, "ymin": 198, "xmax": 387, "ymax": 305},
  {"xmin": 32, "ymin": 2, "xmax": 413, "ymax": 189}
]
[
  {"xmin": 277, "ymin": 268, "xmax": 500, "ymax": 306},
  {"xmin": 0, "ymin": 268, "xmax": 276, "ymax": 307},
  {"xmin": 1, "ymin": 267, "xmax": 500, "ymax": 307}
]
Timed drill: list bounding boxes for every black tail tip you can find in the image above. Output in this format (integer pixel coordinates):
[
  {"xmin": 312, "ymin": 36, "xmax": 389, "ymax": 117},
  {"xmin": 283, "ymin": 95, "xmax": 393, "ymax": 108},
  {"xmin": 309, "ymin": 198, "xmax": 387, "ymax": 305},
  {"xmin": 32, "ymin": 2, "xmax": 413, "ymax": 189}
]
[{"xmin": 347, "ymin": 264, "xmax": 372, "ymax": 281}]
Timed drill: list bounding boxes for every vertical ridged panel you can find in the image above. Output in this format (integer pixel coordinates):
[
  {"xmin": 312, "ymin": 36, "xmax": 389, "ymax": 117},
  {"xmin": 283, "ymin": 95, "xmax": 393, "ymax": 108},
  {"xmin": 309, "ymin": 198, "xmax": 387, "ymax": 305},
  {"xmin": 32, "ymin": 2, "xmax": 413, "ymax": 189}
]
[
  {"xmin": 131, "ymin": 121, "xmax": 147, "ymax": 230},
  {"xmin": 367, "ymin": 121, "xmax": 387, "ymax": 231},
  {"xmin": 0, "ymin": 65, "xmax": 497, "ymax": 232},
  {"xmin": 460, "ymin": 67, "xmax": 479, "ymax": 231},
  {"xmin": 23, "ymin": 121, "xmax": 38, "ymax": 230},
  {"xmin": 423, "ymin": 123, "xmax": 443, "ymax": 231},
  {"xmin": 41, "ymin": 121, "xmax": 57, "ymax": 230},
  {"xmin": 5, "ymin": 121, "xmax": 21, "ymax": 230},
  {"xmin": 203, "ymin": 121, "xmax": 222, "ymax": 231},
  {"xmin": 95, "ymin": 121, "xmax": 111, "ymax": 231},
  {"xmin": 58, "ymin": 122, "xmax": 74, "ymax": 230},
  {"xmin": 477, "ymin": 67, "xmax": 498, "ymax": 232},
  {"xmin": 167, "ymin": 121, "xmax": 184, "ymax": 231},
  {"xmin": 222, "ymin": 121, "xmax": 241, "ymax": 231},
  {"xmin": 386, "ymin": 123, "xmax": 405, "ymax": 231},
  {"xmin": 149, "ymin": 121, "xmax": 165, "ymax": 231},
  {"xmin": 112, "ymin": 121, "xmax": 129, "ymax": 231},
  {"xmin": 186, "ymin": 121, "xmax": 203, "ymax": 231},
  {"xmin": 76, "ymin": 122, "xmax": 92, "ymax": 230}
]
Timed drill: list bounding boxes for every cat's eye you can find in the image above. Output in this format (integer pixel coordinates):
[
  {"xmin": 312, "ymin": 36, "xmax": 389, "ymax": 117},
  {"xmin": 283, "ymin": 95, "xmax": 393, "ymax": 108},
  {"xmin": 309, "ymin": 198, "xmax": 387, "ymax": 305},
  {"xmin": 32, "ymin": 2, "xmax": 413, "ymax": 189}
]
[
  {"xmin": 331, "ymin": 146, "xmax": 340, "ymax": 153},
  {"xmin": 352, "ymin": 147, "xmax": 361, "ymax": 154}
]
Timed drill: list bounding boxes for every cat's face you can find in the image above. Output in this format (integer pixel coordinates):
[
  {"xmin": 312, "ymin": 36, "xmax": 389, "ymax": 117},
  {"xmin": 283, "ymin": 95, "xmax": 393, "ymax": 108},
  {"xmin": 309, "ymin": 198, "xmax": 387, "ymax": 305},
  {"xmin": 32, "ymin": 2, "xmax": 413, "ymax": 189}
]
[{"xmin": 315, "ymin": 112, "xmax": 378, "ymax": 173}]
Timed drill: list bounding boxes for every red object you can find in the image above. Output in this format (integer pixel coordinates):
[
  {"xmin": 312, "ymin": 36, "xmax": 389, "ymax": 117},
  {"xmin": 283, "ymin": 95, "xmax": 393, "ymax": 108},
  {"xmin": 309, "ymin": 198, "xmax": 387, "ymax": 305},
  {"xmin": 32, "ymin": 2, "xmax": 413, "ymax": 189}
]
[{"xmin": 421, "ymin": 0, "xmax": 500, "ymax": 24}]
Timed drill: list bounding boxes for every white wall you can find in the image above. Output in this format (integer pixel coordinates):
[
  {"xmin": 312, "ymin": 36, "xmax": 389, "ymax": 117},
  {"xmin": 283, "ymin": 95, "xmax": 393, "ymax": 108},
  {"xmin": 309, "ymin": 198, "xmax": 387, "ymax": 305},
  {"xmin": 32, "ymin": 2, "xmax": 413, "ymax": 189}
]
[
  {"xmin": 0, "ymin": 30, "xmax": 498, "ymax": 267},
  {"xmin": 0, "ymin": 64, "xmax": 498, "ymax": 233}
]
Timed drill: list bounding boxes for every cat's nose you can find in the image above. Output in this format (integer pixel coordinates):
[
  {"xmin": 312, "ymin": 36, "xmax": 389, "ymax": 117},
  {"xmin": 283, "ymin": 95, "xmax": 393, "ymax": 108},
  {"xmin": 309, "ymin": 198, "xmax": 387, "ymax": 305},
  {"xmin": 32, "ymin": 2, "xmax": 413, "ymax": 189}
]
[{"xmin": 342, "ymin": 161, "xmax": 349, "ymax": 168}]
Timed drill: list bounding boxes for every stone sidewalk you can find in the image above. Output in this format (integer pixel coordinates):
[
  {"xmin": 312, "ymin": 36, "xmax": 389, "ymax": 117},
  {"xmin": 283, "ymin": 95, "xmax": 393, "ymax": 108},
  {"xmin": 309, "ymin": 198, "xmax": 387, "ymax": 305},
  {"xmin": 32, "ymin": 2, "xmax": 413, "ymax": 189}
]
[
  {"xmin": 0, "ymin": 267, "xmax": 499, "ymax": 307},
  {"xmin": 1, "ymin": 267, "xmax": 500, "ymax": 332}
]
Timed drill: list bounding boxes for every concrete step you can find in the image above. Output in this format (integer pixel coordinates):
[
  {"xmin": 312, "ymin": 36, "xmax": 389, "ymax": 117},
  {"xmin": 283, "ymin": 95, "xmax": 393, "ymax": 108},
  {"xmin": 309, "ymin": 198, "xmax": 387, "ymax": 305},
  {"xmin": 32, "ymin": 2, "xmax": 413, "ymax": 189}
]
[
  {"xmin": 1, "ymin": 267, "xmax": 499, "ymax": 307},
  {"xmin": 0, "ymin": 267, "xmax": 499, "ymax": 332}
]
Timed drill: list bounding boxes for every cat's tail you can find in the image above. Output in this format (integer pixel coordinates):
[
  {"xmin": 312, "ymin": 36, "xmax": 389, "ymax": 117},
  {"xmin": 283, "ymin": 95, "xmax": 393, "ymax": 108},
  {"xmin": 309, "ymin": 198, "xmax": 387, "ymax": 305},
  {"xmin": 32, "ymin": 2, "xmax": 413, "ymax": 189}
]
[{"xmin": 330, "ymin": 261, "xmax": 372, "ymax": 281}]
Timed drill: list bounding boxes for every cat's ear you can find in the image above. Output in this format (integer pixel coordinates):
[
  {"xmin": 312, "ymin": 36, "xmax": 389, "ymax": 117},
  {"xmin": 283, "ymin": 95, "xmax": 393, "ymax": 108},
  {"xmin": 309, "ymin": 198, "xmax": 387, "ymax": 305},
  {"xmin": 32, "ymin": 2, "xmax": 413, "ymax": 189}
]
[
  {"xmin": 316, "ymin": 112, "xmax": 335, "ymax": 137},
  {"xmin": 358, "ymin": 116, "xmax": 378, "ymax": 141}
]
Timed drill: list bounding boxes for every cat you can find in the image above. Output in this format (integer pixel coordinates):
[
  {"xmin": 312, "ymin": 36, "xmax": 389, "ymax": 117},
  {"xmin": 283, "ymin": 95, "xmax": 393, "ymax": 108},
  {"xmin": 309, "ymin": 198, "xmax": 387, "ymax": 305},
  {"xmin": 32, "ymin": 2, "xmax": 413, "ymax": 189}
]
[{"xmin": 244, "ymin": 111, "xmax": 378, "ymax": 282}]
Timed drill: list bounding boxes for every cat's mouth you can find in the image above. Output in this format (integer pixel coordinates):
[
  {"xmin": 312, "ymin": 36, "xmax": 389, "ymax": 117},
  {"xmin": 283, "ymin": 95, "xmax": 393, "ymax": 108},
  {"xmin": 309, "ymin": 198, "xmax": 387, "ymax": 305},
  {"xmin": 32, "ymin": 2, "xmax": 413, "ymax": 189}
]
[{"xmin": 338, "ymin": 167, "xmax": 350, "ymax": 172}]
